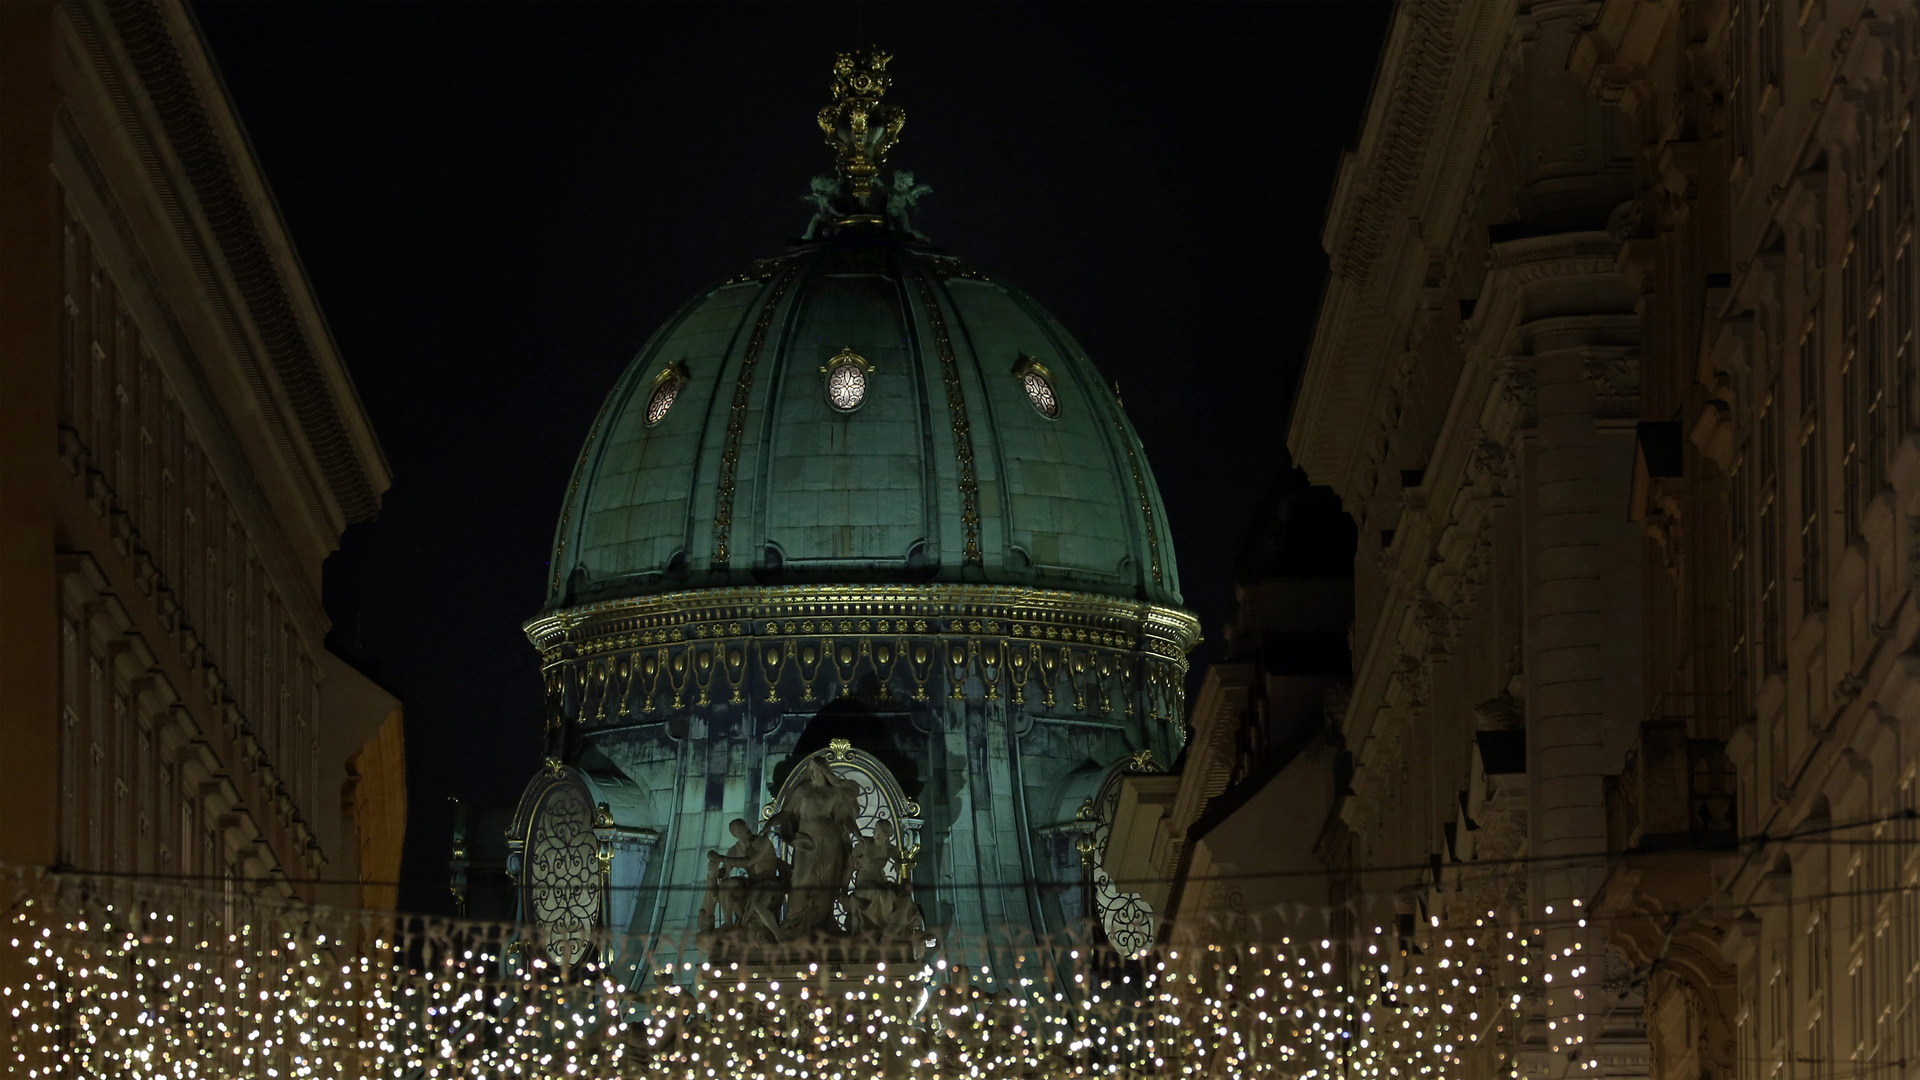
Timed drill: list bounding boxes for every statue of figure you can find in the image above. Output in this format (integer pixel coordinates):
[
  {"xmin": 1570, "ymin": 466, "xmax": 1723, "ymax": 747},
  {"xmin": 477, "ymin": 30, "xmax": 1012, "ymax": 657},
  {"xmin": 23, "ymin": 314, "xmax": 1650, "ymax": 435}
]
[
  {"xmin": 849, "ymin": 817, "xmax": 921, "ymax": 939},
  {"xmin": 882, "ymin": 171, "xmax": 932, "ymax": 240},
  {"xmin": 800, "ymin": 175, "xmax": 843, "ymax": 239},
  {"xmin": 778, "ymin": 755, "xmax": 862, "ymax": 937},
  {"xmin": 701, "ymin": 817, "xmax": 789, "ymax": 941}
]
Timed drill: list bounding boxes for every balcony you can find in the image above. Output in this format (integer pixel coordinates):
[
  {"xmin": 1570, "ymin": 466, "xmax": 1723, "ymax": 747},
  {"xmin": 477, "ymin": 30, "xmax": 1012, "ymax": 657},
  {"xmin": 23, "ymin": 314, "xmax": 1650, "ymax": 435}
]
[{"xmin": 1604, "ymin": 721, "xmax": 1737, "ymax": 853}]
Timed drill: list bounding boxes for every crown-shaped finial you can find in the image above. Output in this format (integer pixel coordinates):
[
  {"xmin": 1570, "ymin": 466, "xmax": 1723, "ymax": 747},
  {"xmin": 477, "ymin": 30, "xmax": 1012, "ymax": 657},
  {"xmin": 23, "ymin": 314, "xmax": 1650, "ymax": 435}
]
[{"xmin": 817, "ymin": 49, "xmax": 904, "ymax": 202}]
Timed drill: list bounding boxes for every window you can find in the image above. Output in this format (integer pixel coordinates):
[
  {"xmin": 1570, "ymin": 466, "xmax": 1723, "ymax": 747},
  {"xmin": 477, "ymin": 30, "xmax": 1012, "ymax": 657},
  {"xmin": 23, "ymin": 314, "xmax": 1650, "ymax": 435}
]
[
  {"xmin": 1868, "ymin": 184, "xmax": 1890, "ymax": 486},
  {"xmin": 827, "ymin": 363, "xmax": 866, "ymax": 410},
  {"xmin": 1808, "ymin": 909, "xmax": 1831, "ymax": 1078},
  {"xmin": 1898, "ymin": 244, "xmax": 1915, "ymax": 433},
  {"xmin": 644, "ymin": 362, "xmax": 691, "ymax": 427},
  {"xmin": 1800, "ymin": 312, "xmax": 1827, "ymax": 611},
  {"xmin": 1897, "ymin": 119, "xmax": 1916, "ymax": 430},
  {"xmin": 1898, "ymin": 119, "xmax": 1915, "ymax": 226},
  {"xmin": 1758, "ymin": 0, "xmax": 1783, "ymax": 106},
  {"xmin": 1768, "ymin": 950, "xmax": 1792, "ymax": 1075},
  {"xmin": 1022, "ymin": 372, "xmax": 1059, "ymax": 417},
  {"xmin": 1844, "ymin": 238, "xmax": 1860, "ymax": 341},
  {"xmin": 1011, "ymin": 355, "xmax": 1062, "ymax": 419},
  {"xmin": 645, "ymin": 381, "xmax": 679, "ymax": 425},
  {"xmin": 820, "ymin": 347, "xmax": 873, "ymax": 412},
  {"xmin": 1842, "ymin": 240, "xmax": 1862, "ymax": 538},
  {"xmin": 1867, "ymin": 302, "xmax": 1887, "ymax": 492},
  {"xmin": 1729, "ymin": 1, "xmax": 1755, "ymax": 168},
  {"xmin": 1901, "ymin": 774, "xmax": 1920, "ymax": 1060},
  {"xmin": 1873, "ymin": 821, "xmax": 1897, "ymax": 1048},
  {"xmin": 1759, "ymin": 381, "xmax": 1784, "ymax": 669},
  {"xmin": 1867, "ymin": 183, "xmax": 1886, "ymax": 286},
  {"xmin": 1738, "ymin": 989, "xmax": 1760, "ymax": 1080},
  {"xmin": 1730, "ymin": 447, "xmax": 1752, "ymax": 722}
]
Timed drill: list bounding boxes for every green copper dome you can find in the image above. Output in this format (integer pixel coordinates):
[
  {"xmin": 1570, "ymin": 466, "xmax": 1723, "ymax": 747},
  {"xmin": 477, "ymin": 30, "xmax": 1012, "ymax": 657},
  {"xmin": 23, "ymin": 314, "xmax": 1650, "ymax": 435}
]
[
  {"xmin": 543, "ymin": 233, "xmax": 1183, "ymax": 611},
  {"xmin": 509, "ymin": 52, "xmax": 1200, "ymax": 979}
]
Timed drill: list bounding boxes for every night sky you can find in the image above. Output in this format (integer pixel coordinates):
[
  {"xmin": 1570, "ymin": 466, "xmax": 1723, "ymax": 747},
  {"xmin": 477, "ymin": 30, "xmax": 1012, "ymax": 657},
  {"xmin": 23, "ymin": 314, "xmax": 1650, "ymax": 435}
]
[{"xmin": 191, "ymin": 2, "xmax": 1390, "ymax": 913}]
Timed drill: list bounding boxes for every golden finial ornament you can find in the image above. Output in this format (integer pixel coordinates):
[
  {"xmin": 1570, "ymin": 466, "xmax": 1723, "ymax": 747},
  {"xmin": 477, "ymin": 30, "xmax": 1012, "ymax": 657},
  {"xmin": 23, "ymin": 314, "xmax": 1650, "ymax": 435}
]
[{"xmin": 818, "ymin": 48, "xmax": 904, "ymax": 201}]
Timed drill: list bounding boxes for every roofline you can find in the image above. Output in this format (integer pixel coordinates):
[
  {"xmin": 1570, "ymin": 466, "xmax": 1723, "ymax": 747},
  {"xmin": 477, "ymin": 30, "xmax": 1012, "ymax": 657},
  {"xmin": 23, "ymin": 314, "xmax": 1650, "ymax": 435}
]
[{"xmin": 104, "ymin": 0, "xmax": 391, "ymax": 531}]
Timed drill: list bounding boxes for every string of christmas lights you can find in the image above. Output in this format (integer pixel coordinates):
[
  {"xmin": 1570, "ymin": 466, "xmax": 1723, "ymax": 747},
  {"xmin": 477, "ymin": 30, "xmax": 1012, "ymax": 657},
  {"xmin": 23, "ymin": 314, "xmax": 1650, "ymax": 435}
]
[
  {"xmin": 2, "ymin": 867, "xmax": 1527, "ymax": 1079},
  {"xmin": 7, "ymin": 837, "xmax": 1912, "ymax": 1079}
]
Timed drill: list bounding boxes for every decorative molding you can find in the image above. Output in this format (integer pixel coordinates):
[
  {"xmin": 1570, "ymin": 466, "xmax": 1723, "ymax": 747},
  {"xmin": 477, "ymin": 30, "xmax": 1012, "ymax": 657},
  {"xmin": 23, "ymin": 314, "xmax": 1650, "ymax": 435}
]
[
  {"xmin": 1328, "ymin": 0, "xmax": 1465, "ymax": 289},
  {"xmin": 525, "ymin": 584, "xmax": 1199, "ymax": 725},
  {"xmin": 1495, "ymin": 359, "xmax": 1538, "ymax": 427},
  {"xmin": 898, "ymin": 256, "xmax": 984, "ymax": 565},
  {"xmin": 711, "ymin": 263, "xmax": 804, "ymax": 566},
  {"xmin": 1583, "ymin": 350, "xmax": 1641, "ymax": 418}
]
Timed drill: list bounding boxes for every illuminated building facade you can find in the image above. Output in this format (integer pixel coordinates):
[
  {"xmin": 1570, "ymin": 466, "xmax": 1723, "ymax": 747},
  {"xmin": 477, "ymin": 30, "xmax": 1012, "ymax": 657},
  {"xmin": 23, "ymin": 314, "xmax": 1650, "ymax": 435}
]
[
  {"xmin": 1584, "ymin": 3, "xmax": 1920, "ymax": 1076},
  {"xmin": 0, "ymin": 0, "xmax": 407, "ymax": 929},
  {"xmin": 1268, "ymin": 1, "xmax": 1920, "ymax": 1077},
  {"xmin": 500, "ymin": 50, "xmax": 1200, "ymax": 984}
]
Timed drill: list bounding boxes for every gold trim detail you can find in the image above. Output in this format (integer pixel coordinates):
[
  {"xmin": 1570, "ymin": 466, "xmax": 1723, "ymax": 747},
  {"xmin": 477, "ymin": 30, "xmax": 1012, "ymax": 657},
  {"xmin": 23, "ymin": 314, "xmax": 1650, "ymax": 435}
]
[
  {"xmin": 922, "ymin": 254, "xmax": 993, "ymax": 282},
  {"xmin": 1100, "ymin": 388, "xmax": 1164, "ymax": 586},
  {"xmin": 712, "ymin": 265, "xmax": 805, "ymax": 565},
  {"xmin": 817, "ymin": 49, "xmax": 903, "ymax": 201},
  {"xmin": 526, "ymin": 583, "xmax": 1198, "ymax": 657},
  {"xmin": 525, "ymin": 584, "xmax": 1200, "ymax": 725},
  {"xmin": 720, "ymin": 258, "xmax": 784, "ymax": 286},
  {"xmin": 819, "ymin": 346, "xmax": 876, "ymax": 376},
  {"xmin": 900, "ymin": 257, "xmax": 983, "ymax": 564},
  {"xmin": 820, "ymin": 347, "xmax": 876, "ymax": 412}
]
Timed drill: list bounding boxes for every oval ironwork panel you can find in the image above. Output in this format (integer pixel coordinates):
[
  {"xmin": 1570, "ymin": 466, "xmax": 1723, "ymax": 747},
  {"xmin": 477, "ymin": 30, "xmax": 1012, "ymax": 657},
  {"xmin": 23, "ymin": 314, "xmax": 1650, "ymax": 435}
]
[
  {"xmin": 525, "ymin": 782, "xmax": 600, "ymax": 968},
  {"xmin": 827, "ymin": 362, "xmax": 867, "ymax": 411}
]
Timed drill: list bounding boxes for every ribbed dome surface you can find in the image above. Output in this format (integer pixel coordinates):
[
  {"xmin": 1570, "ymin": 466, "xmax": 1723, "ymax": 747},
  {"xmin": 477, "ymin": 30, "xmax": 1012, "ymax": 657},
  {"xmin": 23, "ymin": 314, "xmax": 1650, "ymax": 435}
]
[{"xmin": 544, "ymin": 231, "xmax": 1181, "ymax": 611}]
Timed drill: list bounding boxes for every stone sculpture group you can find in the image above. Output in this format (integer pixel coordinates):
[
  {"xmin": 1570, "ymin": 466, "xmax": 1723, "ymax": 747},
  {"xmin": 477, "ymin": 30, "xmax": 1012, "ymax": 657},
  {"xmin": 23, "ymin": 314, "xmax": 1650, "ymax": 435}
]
[{"xmin": 699, "ymin": 755, "xmax": 923, "ymax": 948}]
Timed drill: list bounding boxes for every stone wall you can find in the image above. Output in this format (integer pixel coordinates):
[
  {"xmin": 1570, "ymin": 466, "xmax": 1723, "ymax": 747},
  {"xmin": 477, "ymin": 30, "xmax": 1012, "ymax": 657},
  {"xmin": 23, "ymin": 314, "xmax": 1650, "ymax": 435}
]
[
  {"xmin": 0, "ymin": 0, "xmax": 401, "ymax": 929},
  {"xmin": 1286, "ymin": 1, "xmax": 1920, "ymax": 1077}
]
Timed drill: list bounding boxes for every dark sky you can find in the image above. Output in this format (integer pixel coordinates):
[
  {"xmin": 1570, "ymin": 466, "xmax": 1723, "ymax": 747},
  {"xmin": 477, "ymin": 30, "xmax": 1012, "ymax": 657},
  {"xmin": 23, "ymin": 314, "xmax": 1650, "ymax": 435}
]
[{"xmin": 192, "ymin": 1, "xmax": 1389, "ymax": 913}]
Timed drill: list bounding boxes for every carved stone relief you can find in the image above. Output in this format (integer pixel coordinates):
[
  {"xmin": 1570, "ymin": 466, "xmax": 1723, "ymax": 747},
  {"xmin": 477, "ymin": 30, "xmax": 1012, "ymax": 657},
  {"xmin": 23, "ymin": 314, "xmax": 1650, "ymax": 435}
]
[
  {"xmin": 1584, "ymin": 351, "xmax": 1642, "ymax": 418},
  {"xmin": 700, "ymin": 741, "xmax": 925, "ymax": 952}
]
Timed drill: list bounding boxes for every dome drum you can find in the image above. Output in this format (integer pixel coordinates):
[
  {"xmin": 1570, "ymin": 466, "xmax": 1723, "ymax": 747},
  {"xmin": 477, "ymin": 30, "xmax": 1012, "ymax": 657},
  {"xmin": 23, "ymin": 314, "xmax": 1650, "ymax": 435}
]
[{"xmin": 527, "ymin": 583, "xmax": 1199, "ymax": 730}]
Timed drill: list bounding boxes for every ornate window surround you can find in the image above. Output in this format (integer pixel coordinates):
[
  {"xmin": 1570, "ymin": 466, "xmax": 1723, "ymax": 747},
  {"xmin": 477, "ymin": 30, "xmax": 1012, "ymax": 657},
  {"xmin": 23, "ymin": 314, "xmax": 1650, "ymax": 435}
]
[
  {"xmin": 644, "ymin": 361, "xmax": 692, "ymax": 427},
  {"xmin": 819, "ymin": 347, "xmax": 875, "ymax": 413}
]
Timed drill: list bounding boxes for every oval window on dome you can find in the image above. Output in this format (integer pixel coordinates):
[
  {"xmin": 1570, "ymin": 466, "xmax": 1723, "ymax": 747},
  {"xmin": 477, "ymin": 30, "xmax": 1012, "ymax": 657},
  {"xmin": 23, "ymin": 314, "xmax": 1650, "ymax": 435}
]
[
  {"xmin": 821, "ymin": 347, "xmax": 874, "ymax": 412},
  {"xmin": 644, "ymin": 363, "xmax": 690, "ymax": 427},
  {"xmin": 1012, "ymin": 355, "xmax": 1061, "ymax": 419}
]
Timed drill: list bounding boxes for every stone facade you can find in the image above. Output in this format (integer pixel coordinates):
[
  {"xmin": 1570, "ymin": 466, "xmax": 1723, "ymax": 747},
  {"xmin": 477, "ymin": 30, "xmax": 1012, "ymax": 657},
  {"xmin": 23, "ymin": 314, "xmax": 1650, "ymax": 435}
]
[
  {"xmin": 1271, "ymin": 1, "xmax": 1920, "ymax": 1078},
  {"xmin": 1099, "ymin": 470, "xmax": 1357, "ymax": 945},
  {"xmin": 0, "ymin": 0, "xmax": 406, "ymax": 924}
]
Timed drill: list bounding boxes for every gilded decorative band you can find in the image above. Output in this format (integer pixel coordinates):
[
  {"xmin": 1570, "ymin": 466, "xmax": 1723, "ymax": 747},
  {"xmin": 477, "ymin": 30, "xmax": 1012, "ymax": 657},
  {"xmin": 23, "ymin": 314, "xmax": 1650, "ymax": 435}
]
[
  {"xmin": 712, "ymin": 263, "xmax": 805, "ymax": 566},
  {"xmin": 898, "ymin": 256, "xmax": 984, "ymax": 565}
]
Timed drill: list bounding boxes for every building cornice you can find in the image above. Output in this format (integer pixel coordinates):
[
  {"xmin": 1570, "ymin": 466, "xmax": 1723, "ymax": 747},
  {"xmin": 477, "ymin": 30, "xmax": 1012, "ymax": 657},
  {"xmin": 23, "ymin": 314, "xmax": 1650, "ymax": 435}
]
[
  {"xmin": 85, "ymin": 0, "xmax": 388, "ymax": 538},
  {"xmin": 1292, "ymin": 0, "xmax": 1519, "ymax": 494},
  {"xmin": 523, "ymin": 584, "xmax": 1202, "ymax": 731},
  {"xmin": 527, "ymin": 583, "xmax": 1202, "ymax": 664}
]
